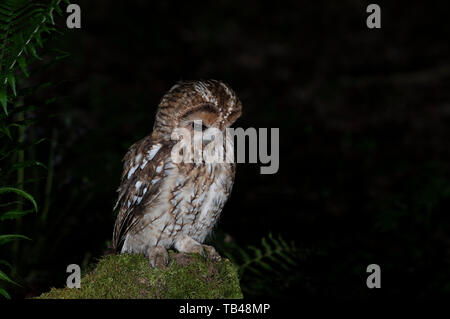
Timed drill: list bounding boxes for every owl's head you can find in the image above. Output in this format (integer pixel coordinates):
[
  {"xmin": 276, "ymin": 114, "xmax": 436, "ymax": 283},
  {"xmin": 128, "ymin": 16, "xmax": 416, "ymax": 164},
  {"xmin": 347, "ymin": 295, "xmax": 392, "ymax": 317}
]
[{"xmin": 153, "ymin": 80, "xmax": 242, "ymax": 137}]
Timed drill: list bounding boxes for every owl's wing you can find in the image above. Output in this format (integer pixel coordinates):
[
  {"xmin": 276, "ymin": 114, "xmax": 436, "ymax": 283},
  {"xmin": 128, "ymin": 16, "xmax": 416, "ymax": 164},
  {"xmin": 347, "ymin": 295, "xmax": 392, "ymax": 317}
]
[{"xmin": 112, "ymin": 135, "xmax": 173, "ymax": 252}]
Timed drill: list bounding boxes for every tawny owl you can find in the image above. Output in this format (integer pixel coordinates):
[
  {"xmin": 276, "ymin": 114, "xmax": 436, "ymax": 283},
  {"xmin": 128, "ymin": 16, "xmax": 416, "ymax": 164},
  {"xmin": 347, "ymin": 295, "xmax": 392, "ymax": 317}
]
[{"xmin": 112, "ymin": 80, "xmax": 242, "ymax": 267}]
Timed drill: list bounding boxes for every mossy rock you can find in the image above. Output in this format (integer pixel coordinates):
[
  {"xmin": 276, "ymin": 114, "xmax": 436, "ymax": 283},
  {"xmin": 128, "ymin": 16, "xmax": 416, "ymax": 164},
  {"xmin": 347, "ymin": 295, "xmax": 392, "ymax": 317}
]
[{"xmin": 37, "ymin": 252, "xmax": 243, "ymax": 299}]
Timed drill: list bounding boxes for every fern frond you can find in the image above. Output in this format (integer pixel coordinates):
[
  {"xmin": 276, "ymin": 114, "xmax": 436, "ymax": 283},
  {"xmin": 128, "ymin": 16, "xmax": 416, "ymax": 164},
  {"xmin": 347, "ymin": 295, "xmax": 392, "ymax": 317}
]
[
  {"xmin": 219, "ymin": 233, "xmax": 308, "ymax": 297},
  {"xmin": 0, "ymin": 0, "xmax": 68, "ymax": 114},
  {"xmin": 234, "ymin": 233, "xmax": 300, "ymax": 278}
]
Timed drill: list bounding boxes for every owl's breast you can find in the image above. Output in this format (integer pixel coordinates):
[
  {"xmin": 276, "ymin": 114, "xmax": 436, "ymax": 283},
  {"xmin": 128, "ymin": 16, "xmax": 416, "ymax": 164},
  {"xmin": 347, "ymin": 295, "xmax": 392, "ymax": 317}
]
[
  {"xmin": 167, "ymin": 161, "xmax": 235, "ymax": 242},
  {"xmin": 125, "ymin": 159, "xmax": 235, "ymax": 253}
]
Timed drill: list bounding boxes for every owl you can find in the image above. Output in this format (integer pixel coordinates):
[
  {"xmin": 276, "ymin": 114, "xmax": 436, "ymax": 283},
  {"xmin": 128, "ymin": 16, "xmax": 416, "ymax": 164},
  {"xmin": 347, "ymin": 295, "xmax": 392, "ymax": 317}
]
[{"xmin": 112, "ymin": 80, "xmax": 242, "ymax": 267}]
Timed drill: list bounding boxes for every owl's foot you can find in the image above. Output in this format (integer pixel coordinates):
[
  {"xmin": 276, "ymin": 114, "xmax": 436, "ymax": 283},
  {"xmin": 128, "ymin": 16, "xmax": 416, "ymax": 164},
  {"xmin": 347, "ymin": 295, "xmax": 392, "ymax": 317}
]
[
  {"xmin": 174, "ymin": 236, "xmax": 222, "ymax": 262},
  {"xmin": 147, "ymin": 245, "xmax": 169, "ymax": 269},
  {"xmin": 174, "ymin": 236, "xmax": 204, "ymax": 256},
  {"xmin": 202, "ymin": 244, "xmax": 222, "ymax": 262}
]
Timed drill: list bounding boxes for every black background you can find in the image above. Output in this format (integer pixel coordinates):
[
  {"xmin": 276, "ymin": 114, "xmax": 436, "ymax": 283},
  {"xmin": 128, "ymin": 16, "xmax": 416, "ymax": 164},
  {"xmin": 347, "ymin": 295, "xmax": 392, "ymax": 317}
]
[{"xmin": 2, "ymin": 0, "xmax": 450, "ymax": 299}]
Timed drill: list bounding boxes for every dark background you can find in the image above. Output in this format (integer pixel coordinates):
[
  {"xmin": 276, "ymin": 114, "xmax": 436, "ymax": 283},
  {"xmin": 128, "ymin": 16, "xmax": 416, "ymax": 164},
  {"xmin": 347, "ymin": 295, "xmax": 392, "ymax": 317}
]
[{"xmin": 2, "ymin": 0, "xmax": 450, "ymax": 298}]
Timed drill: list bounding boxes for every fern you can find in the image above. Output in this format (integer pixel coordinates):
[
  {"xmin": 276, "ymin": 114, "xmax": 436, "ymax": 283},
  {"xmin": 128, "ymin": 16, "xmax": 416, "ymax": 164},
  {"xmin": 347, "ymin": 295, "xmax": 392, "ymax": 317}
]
[
  {"xmin": 0, "ymin": 186, "xmax": 36, "ymax": 298},
  {"xmin": 222, "ymin": 233, "xmax": 306, "ymax": 297},
  {"xmin": 235, "ymin": 233, "xmax": 299, "ymax": 277},
  {"xmin": 0, "ymin": 0, "xmax": 67, "ymax": 298},
  {"xmin": 0, "ymin": 0, "xmax": 69, "ymax": 115}
]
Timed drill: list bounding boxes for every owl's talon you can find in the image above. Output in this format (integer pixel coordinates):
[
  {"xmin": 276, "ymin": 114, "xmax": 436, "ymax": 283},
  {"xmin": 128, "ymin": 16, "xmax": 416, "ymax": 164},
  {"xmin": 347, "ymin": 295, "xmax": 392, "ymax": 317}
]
[
  {"xmin": 202, "ymin": 245, "xmax": 222, "ymax": 262},
  {"xmin": 174, "ymin": 235, "xmax": 207, "ymax": 258},
  {"xmin": 147, "ymin": 246, "xmax": 169, "ymax": 269},
  {"xmin": 190, "ymin": 243, "xmax": 206, "ymax": 257}
]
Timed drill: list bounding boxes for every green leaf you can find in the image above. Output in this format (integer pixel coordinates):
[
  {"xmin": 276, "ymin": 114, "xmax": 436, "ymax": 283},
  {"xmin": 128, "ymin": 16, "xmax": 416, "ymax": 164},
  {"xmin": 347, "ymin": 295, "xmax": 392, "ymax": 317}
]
[
  {"xmin": 0, "ymin": 125, "xmax": 12, "ymax": 139},
  {"xmin": 28, "ymin": 44, "xmax": 42, "ymax": 60},
  {"xmin": 55, "ymin": 3, "xmax": 63, "ymax": 16},
  {"xmin": 249, "ymin": 245, "xmax": 263, "ymax": 259},
  {"xmin": 0, "ymin": 269, "xmax": 20, "ymax": 287},
  {"xmin": 0, "ymin": 209, "xmax": 33, "ymax": 221},
  {"xmin": 0, "ymin": 234, "xmax": 31, "ymax": 246},
  {"xmin": 47, "ymin": 10, "xmax": 55, "ymax": 24},
  {"xmin": 238, "ymin": 247, "xmax": 251, "ymax": 262},
  {"xmin": 258, "ymin": 260, "xmax": 272, "ymax": 271},
  {"xmin": 35, "ymin": 32, "xmax": 43, "ymax": 48},
  {"xmin": 0, "ymin": 86, "xmax": 7, "ymax": 115},
  {"xmin": 8, "ymin": 160, "xmax": 47, "ymax": 173},
  {"xmin": 17, "ymin": 56, "xmax": 29, "ymax": 77},
  {"xmin": 0, "ymin": 288, "xmax": 11, "ymax": 299},
  {"xmin": 261, "ymin": 236, "xmax": 271, "ymax": 252},
  {"xmin": 53, "ymin": 48, "xmax": 70, "ymax": 61},
  {"xmin": 7, "ymin": 73, "xmax": 16, "ymax": 96},
  {"xmin": 0, "ymin": 187, "xmax": 38, "ymax": 212}
]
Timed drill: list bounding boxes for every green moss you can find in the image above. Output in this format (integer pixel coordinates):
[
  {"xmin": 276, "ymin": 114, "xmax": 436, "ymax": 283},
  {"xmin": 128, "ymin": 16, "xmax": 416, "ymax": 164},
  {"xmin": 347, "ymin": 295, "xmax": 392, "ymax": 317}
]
[{"xmin": 37, "ymin": 252, "xmax": 243, "ymax": 299}]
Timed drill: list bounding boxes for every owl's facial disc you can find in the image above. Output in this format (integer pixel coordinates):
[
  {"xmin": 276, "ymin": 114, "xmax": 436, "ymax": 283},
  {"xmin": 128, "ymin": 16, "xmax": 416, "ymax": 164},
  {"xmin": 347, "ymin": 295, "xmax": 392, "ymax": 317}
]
[
  {"xmin": 189, "ymin": 121, "xmax": 216, "ymax": 146},
  {"xmin": 179, "ymin": 103, "xmax": 219, "ymax": 126}
]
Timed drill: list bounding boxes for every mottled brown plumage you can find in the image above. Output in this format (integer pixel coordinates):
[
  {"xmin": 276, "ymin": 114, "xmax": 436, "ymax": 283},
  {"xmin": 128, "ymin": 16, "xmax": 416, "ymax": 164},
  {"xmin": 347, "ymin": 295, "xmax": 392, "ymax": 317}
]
[{"xmin": 112, "ymin": 80, "xmax": 242, "ymax": 267}]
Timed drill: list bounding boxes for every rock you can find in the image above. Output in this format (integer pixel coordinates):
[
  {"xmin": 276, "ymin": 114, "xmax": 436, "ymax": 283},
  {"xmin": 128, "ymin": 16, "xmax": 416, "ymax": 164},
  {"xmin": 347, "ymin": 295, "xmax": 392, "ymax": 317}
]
[{"xmin": 36, "ymin": 252, "xmax": 243, "ymax": 299}]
